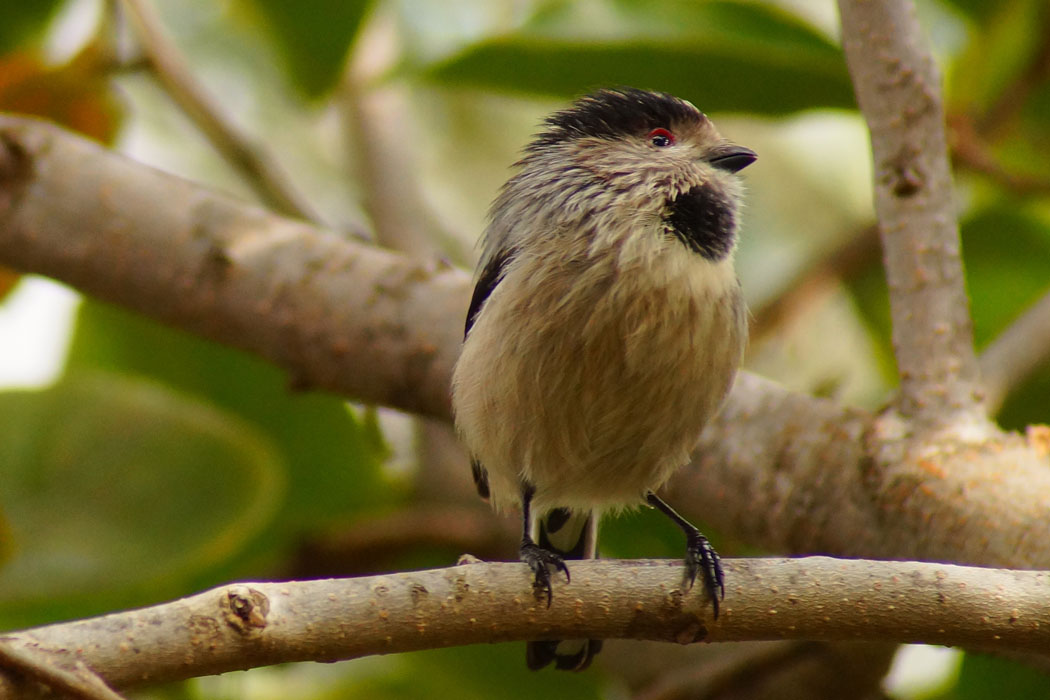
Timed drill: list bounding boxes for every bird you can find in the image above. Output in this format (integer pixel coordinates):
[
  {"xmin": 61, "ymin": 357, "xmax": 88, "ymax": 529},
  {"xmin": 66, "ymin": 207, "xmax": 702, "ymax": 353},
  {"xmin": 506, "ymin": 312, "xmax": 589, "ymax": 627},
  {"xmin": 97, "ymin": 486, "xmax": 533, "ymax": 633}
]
[{"xmin": 450, "ymin": 87, "xmax": 754, "ymax": 671}]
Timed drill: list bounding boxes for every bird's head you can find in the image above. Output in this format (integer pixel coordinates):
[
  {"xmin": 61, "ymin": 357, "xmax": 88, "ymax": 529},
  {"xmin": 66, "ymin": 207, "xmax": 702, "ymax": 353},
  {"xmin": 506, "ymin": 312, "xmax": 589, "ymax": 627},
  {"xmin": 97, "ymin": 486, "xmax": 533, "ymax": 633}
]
[{"xmin": 494, "ymin": 88, "xmax": 756, "ymax": 263}]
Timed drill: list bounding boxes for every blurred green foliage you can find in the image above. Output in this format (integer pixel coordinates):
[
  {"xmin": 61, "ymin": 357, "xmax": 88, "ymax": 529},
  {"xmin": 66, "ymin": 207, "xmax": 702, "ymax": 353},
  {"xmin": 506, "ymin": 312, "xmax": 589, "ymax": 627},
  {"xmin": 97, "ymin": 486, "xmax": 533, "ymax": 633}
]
[
  {"xmin": 0, "ymin": 0, "xmax": 63, "ymax": 55},
  {"xmin": 423, "ymin": 1, "xmax": 854, "ymax": 113},
  {"xmin": 239, "ymin": 0, "xmax": 374, "ymax": 96},
  {"xmin": 0, "ymin": 372, "xmax": 284, "ymax": 629},
  {"xmin": 0, "ymin": 0, "xmax": 1049, "ymax": 698}
]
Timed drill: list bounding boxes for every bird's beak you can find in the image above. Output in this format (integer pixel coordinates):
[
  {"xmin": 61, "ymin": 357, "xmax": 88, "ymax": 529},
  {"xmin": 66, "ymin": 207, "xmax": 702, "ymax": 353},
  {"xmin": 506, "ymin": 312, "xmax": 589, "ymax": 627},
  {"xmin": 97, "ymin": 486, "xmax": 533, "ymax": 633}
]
[{"xmin": 707, "ymin": 145, "xmax": 757, "ymax": 173}]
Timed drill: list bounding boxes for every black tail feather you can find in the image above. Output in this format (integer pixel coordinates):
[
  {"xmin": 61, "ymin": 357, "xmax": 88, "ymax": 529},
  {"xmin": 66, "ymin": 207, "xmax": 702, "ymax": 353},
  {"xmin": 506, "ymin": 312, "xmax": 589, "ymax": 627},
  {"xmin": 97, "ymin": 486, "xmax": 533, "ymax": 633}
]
[{"xmin": 525, "ymin": 507, "xmax": 602, "ymax": 671}]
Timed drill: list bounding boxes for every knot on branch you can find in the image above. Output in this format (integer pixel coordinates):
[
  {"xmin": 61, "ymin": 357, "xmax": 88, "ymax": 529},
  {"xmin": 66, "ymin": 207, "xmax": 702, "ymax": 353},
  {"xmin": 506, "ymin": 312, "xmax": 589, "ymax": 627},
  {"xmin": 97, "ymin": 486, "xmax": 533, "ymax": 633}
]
[
  {"xmin": 222, "ymin": 586, "xmax": 270, "ymax": 633},
  {"xmin": 0, "ymin": 127, "xmax": 33, "ymax": 211},
  {"xmin": 885, "ymin": 145, "xmax": 925, "ymax": 198}
]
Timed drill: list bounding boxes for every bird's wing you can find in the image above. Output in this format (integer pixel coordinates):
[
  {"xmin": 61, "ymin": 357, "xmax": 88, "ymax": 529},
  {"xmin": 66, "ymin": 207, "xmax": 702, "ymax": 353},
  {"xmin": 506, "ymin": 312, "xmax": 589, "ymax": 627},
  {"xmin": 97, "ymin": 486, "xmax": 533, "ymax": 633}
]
[{"xmin": 464, "ymin": 248, "xmax": 514, "ymax": 339}]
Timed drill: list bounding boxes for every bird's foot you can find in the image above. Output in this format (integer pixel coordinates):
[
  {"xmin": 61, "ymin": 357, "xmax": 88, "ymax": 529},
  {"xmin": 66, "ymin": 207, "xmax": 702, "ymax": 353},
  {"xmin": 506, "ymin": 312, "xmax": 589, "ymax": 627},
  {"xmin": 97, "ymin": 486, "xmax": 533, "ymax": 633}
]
[
  {"xmin": 520, "ymin": 540, "xmax": 570, "ymax": 607},
  {"xmin": 684, "ymin": 532, "xmax": 725, "ymax": 619}
]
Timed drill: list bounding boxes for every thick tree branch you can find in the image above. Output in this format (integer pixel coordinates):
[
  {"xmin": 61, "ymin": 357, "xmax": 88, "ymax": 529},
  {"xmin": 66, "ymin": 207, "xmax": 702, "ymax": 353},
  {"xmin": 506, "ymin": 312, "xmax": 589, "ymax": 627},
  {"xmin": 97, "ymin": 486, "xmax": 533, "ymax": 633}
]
[
  {"xmin": 1, "ymin": 557, "xmax": 1047, "ymax": 696},
  {"xmin": 0, "ymin": 115, "xmax": 463, "ymax": 419},
  {"xmin": 676, "ymin": 372, "xmax": 1050, "ymax": 570},
  {"xmin": 837, "ymin": 0, "xmax": 985, "ymax": 428}
]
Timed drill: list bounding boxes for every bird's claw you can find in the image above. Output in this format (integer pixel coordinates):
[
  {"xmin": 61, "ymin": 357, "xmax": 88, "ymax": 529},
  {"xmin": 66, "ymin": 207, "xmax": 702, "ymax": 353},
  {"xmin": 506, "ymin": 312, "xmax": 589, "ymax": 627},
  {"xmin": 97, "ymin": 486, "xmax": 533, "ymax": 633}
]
[
  {"xmin": 520, "ymin": 541, "xmax": 570, "ymax": 607},
  {"xmin": 684, "ymin": 533, "xmax": 725, "ymax": 619}
]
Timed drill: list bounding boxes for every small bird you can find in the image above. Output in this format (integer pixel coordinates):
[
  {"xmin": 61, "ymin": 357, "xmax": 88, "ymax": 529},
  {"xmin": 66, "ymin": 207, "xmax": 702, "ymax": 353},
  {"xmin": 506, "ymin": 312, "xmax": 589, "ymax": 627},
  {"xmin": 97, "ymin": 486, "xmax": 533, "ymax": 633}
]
[{"xmin": 451, "ymin": 88, "xmax": 754, "ymax": 671}]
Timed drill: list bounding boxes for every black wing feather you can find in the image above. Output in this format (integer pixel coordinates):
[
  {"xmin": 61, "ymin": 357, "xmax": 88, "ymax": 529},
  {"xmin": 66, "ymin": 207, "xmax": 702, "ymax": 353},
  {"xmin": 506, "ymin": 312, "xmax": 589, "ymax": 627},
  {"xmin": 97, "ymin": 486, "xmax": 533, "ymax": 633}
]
[
  {"xmin": 463, "ymin": 250, "xmax": 512, "ymax": 501},
  {"xmin": 464, "ymin": 249, "xmax": 513, "ymax": 339}
]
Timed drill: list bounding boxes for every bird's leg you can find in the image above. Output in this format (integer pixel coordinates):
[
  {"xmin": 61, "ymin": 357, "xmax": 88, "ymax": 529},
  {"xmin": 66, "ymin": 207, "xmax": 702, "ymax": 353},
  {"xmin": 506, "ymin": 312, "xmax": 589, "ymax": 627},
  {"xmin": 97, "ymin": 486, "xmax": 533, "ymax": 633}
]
[
  {"xmin": 519, "ymin": 484, "xmax": 569, "ymax": 607},
  {"xmin": 646, "ymin": 491, "xmax": 724, "ymax": 619}
]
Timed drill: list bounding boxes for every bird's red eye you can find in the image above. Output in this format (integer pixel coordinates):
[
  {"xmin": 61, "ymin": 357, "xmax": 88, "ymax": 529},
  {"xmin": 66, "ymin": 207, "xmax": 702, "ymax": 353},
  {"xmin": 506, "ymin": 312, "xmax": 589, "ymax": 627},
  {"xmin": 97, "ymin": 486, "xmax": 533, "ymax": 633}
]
[{"xmin": 648, "ymin": 128, "xmax": 675, "ymax": 148}]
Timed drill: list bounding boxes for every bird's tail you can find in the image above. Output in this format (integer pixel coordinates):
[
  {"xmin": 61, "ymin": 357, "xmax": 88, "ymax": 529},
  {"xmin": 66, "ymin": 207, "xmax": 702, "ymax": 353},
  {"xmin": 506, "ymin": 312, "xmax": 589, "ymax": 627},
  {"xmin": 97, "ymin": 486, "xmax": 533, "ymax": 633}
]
[{"xmin": 525, "ymin": 508, "xmax": 603, "ymax": 671}]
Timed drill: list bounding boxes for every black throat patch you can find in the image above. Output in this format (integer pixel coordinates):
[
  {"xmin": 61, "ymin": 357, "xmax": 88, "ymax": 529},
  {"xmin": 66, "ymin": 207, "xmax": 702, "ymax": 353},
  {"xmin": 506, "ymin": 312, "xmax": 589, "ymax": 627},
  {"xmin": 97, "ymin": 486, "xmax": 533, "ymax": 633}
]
[{"xmin": 663, "ymin": 183, "xmax": 736, "ymax": 261}]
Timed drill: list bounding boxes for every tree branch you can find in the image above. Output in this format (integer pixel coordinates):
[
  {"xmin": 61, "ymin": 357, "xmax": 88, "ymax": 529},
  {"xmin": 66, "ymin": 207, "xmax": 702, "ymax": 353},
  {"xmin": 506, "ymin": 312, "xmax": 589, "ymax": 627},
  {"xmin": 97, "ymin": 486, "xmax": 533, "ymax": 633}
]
[
  {"xmin": 837, "ymin": 0, "xmax": 984, "ymax": 427},
  {"xmin": 0, "ymin": 557, "xmax": 1046, "ymax": 696},
  {"xmin": 975, "ymin": 7, "xmax": 1050, "ymax": 138},
  {"xmin": 0, "ymin": 115, "xmax": 464, "ymax": 419},
  {"xmin": 676, "ymin": 372, "xmax": 1050, "ymax": 570},
  {"xmin": 117, "ymin": 0, "xmax": 324, "ymax": 223}
]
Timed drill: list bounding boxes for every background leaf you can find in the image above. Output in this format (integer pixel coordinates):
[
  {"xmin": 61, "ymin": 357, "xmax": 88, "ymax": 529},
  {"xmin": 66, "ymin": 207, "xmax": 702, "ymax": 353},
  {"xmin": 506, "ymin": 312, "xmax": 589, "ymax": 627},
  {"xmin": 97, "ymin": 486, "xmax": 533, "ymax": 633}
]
[
  {"xmin": 238, "ymin": 0, "xmax": 374, "ymax": 97},
  {"xmin": 0, "ymin": 371, "xmax": 283, "ymax": 630},
  {"xmin": 65, "ymin": 301, "xmax": 392, "ymax": 535},
  {"xmin": 422, "ymin": 1, "xmax": 853, "ymax": 114}
]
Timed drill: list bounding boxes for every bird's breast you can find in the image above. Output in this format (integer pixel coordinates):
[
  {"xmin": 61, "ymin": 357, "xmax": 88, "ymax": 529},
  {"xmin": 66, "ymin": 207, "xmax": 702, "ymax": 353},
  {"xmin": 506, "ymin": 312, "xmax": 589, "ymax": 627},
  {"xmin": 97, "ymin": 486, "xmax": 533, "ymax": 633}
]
[{"xmin": 454, "ymin": 231, "xmax": 745, "ymax": 511}]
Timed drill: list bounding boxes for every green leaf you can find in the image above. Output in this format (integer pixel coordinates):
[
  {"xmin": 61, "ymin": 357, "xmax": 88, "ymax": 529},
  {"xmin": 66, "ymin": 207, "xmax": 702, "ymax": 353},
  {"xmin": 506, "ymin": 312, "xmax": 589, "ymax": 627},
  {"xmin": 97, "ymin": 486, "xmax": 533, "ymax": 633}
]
[
  {"xmin": 0, "ymin": 372, "xmax": 283, "ymax": 630},
  {"xmin": 421, "ymin": 1, "xmax": 853, "ymax": 114},
  {"xmin": 0, "ymin": 0, "xmax": 63, "ymax": 54},
  {"xmin": 65, "ymin": 300, "xmax": 390, "ymax": 533},
  {"xmin": 239, "ymin": 0, "xmax": 374, "ymax": 97}
]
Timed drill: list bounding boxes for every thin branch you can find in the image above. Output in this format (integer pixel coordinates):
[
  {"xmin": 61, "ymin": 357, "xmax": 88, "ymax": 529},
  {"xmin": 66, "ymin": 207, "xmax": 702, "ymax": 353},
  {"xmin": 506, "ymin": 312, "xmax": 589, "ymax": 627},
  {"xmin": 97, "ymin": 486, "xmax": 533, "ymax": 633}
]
[
  {"xmin": 0, "ymin": 557, "xmax": 1047, "ymax": 696},
  {"xmin": 339, "ymin": 12, "xmax": 436, "ymax": 254},
  {"xmin": 976, "ymin": 7, "xmax": 1050, "ymax": 138},
  {"xmin": 749, "ymin": 224, "xmax": 880, "ymax": 343},
  {"xmin": 949, "ymin": 112, "xmax": 1050, "ymax": 197},
  {"xmin": 116, "ymin": 0, "xmax": 324, "ymax": 223},
  {"xmin": 286, "ymin": 505, "xmax": 515, "ymax": 578},
  {"xmin": 0, "ymin": 638, "xmax": 127, "ymax": 700},
  {"xmin": 979, "ymin": 288, "xmax": 1050, "ymax": 413},
  {"xmin": 837, "ymin": 0, "xmax": 985, "ymax": 427}
]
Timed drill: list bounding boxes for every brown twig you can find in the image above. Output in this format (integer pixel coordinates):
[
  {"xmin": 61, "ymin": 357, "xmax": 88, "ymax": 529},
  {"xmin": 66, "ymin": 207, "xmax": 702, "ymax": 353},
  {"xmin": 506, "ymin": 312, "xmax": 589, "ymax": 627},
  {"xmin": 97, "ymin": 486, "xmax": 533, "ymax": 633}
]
[
  {"xmin": 838, "ymin": 0, "xmax": 985, "ymax": 428},
  {"xmin": 117, "ymin": 0, "xmax": 324, "ymax": 223}
]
